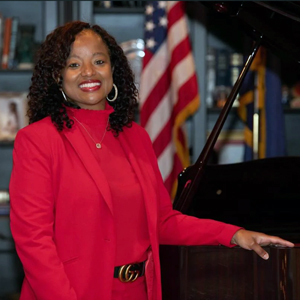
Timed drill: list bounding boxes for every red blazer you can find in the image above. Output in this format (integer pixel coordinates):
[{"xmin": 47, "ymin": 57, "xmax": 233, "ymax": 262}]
[{"xmin": 9, "ymin": 117, "xmax": 241, "ymax": 300}]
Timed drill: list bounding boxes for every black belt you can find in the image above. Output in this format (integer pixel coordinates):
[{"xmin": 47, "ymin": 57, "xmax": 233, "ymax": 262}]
[{"xmin": 114, "ymin": 261, "xmax": 146, "ymax": 282}]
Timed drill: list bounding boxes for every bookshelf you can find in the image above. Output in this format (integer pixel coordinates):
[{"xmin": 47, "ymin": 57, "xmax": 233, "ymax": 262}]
[{"xmin": 0, "ymin": 2, "xmax": 59, "ymax": 298}]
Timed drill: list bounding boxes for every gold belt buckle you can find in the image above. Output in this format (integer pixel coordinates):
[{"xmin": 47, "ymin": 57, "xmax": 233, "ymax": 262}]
[{"xmin": 118, "ymin": 264, "xmax": 140, "ymax": 282}]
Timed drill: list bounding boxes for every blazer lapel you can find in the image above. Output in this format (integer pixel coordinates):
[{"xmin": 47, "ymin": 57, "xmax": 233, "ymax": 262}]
[
  {"xmin": 118, "ymin": 130, "xmax": 158, "ymax": 233},
  {"xmin": 63, "ymin": 127, "xmax": 114, "ymax": 215}
]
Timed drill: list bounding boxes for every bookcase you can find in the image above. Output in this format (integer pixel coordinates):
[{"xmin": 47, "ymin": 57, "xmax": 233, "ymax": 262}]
[{"xmin": 0, "ymin": 2, "xmax": 59, "ymax": 298}]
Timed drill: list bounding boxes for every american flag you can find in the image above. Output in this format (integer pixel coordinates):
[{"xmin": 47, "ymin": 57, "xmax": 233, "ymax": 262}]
[{"xmin": 139, "ymin": 1, "xmax": 200, "ymax": 199}]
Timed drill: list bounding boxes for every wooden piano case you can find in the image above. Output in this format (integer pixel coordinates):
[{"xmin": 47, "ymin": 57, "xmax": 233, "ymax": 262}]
[
  {"xmin": 161, "ymin": 244, "xmax": 300, "ymax": 300},
  {"xmin": 161, "ymin": 157, "xmax": 300, "ymax": 300}
]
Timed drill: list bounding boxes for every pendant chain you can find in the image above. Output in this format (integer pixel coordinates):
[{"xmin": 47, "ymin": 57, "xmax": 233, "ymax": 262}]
[{"xmin": 73, "ymin": 116, "xmax": 109, "ymax": 149}]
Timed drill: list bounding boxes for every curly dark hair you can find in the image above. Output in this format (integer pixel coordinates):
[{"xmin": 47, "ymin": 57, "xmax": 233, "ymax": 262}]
[{"xmin": 27, "ymin": 21, "xmax": 138, "ymax": 136}]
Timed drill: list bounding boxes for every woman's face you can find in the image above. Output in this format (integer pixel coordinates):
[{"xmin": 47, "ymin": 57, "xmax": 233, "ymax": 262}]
[{"xmin": 61, "ymin": 29, "xmax": 113, "ymax": 110}]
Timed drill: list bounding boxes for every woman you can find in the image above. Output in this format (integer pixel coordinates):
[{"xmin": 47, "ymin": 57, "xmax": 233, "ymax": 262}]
[{"xmin": 9, "ymin": 21, "xmax": 294, "ymax": 300}]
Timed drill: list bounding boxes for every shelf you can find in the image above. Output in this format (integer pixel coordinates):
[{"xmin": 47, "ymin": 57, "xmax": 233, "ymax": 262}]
[
  {"xmin": 0, "ymin": 69, "xmax": 33, "ymax": 74},
  {"xmin": 283, "ymin": 107, "xmax": 300, "ymax": 114},
  {"xmin": 93, "ymin": 7, "xmax": 145, "ymax": 14},
  {"xmin": 207, "ymin": 106, "xmax": 300, "ymax": 114},
  {"xmin": 0, "ymin": 141, "xmax": 14, "ymax": 147},
  {"xmin": 207, "ymin": 107, "xmax": 238, "ymax": 114}
]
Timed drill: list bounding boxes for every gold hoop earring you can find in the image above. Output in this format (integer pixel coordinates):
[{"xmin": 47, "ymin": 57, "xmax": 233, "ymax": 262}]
[
  {"xmin": 61, "ymin": 90, "xmax": 69, "ymax": 102},
  {"xmin": 106, "ymin": 84, "xmax": 118, "ymax": 102}
]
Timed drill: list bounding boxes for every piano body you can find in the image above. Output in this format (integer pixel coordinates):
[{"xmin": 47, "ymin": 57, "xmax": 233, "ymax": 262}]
[
  {"xmin": 161, "ymin": 157, "xmax": 300, "ymax": 300},
  {"xmin": 160, "ymin": 2, "xmax": 300, "ymax": 299}
]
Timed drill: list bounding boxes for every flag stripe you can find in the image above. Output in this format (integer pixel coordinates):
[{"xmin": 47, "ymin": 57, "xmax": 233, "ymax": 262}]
[
  {"xmin": 144, "ymin": 89, "xmax": 172, "ymax": 142},
  {"xmin": 140, "ymin": 68, "xmax": 170, "ymax": 127},
  {"xmin": 152, "ymin": 118, "xmax": 172, "ymax": 157},
  {"xmin": 167, "ymin": 12, "xmax": 189, "ymax": 53},
  {"xmin": 157, "ymin": 141, "xmax": 173, "ymax": 180},
  {"xmin": 139, "ymin": 43, "xmax": 169, "ymax": 107},
  {"xmin": 175, "ymin": 73, "xmax": 199, "ymax": 114},
  {"xmin": 167, "ymin": 1, "xmax": 184, "ymax": 27}
]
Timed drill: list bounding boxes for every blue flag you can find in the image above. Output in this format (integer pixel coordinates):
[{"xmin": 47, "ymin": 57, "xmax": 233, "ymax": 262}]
[{"xmin": 238, "ymin": 46, "xmax": 286, "ymax": 161}]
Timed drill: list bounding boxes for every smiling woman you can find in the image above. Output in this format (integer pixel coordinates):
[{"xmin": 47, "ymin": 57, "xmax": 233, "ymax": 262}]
[{"xmin": 8, "ymin": 20, "xmax": 294, "ymax": 300}]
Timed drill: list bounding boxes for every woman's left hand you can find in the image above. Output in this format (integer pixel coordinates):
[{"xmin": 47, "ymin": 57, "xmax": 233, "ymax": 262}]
[{"xmin": 231, "ymin": 229, "xmax": 295, "ymax": 260}]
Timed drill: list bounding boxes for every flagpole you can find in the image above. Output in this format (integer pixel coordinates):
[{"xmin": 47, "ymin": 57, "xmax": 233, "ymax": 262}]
[{"xmin": 253, "ymin": 72, "xmax": 259, "ymax": 159}]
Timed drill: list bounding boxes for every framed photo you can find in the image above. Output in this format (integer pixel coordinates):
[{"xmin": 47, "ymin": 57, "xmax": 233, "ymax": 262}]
[
  {"xmin": 0, "ymin": 92, "xmax": 28, "ymax": 141},
  {"xmin": 213, "ymin": 130, "xmax": 245, "ymax": 164}
]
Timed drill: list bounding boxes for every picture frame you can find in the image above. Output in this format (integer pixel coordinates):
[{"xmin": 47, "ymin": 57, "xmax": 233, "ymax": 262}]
[{"xmin": 0, "ymin": 92, "xmax": 28, "ymax": 141}]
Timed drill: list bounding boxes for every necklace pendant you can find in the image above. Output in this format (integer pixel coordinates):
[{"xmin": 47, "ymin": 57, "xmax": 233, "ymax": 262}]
[{"xmin": 96, "ymin": 143, "xmax": 101, "ymax": 149}]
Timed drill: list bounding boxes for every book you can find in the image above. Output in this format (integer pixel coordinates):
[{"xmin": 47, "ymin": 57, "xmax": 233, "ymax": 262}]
[
  {"xmin": 1, "ymin": 17, "xmax": 12, "ymax": 69},
  {"xmin": 211, "ymin": 48, "xmax": 231, "ymax": 107},
  {"xmin": 229, "ymin": 52, "xmax": 243, "ymax": 87},
  {"xmin": 229, "ymin": 52, "xmax": 244, "ymax": 107},
  {"xmin": 212, "ymin": 49, "xmax": 244, "ymax": 108},
  {"xmin": 8, "ymin": 16, "xmax": 19, "ymax": 69},
  {"xmin": 16, "ymin": 24, "xmax": 35, "ymax": 70},
  {"xmin": 0, "ymin": 13, "xmax": 3, "ymax": 64},
  {"xmin": 206, "ymin": 47, "xmax": 216, "ymax": 108},
  {"xmin": 215, "ymin": 48, "xmax": 231, "ymax": 88}
]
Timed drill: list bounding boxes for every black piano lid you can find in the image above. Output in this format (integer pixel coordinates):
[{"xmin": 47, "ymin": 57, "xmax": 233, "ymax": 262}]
[
  {"xmin": 186, "ymin": 156, "xmax": 300, "ymax": 242},
  {"xmin": 201, "ymin": 1, "xmax": 300, "ymax": 62}
]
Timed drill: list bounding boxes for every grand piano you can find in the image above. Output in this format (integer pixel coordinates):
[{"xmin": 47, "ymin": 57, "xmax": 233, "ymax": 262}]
[{"xmin": 160, "ymin": 2, "xmax": 300, "ymax": 300}]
